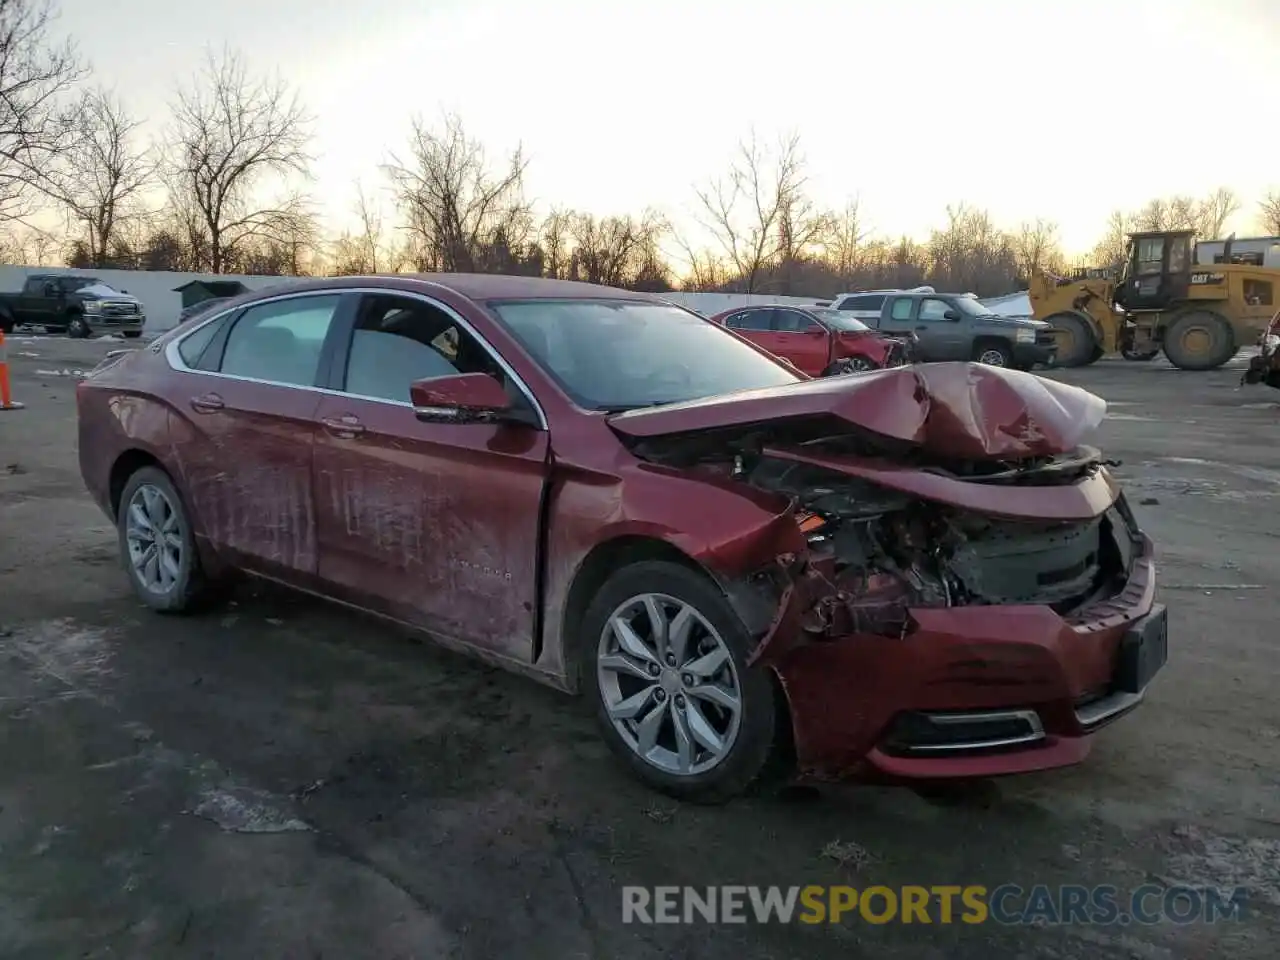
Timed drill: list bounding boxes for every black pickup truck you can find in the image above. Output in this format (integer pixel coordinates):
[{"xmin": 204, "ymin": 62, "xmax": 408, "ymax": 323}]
[
  {"xmin": 0, "ymin": 273, "xmax": 145, "ymax": 338},
  {"xmin": 835, "ymin": 290, "xmax": 1056, "ymax": 369}
]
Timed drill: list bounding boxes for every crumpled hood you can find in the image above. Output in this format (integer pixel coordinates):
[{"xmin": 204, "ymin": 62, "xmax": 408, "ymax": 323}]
[{"xmin": 608, "ymin": 361, "xmax": 1106, "ymax": 461}]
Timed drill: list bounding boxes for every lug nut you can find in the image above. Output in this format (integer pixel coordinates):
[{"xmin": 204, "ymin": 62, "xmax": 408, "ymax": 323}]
[
  {"xmin": 655, "ymin": 689, "xmax": 667, "ymax": 702},
  {"xmin": 647, "ymin": 662, "xmax": 661, "ymax": 676},
  {"xmin": 675, "ymin": 695, "xmax": 686, "ymax": 708},
  {"xmin": 665, "ymin": 654, "xmax": 677, "ymax": 666},
  {"xmin": 681, "ymin": 674, "xmax": 694, "ymax": 687}
]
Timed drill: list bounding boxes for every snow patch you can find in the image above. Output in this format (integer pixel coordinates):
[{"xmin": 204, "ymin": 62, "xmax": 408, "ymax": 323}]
[
  {"xmin": 191, "ymin": 784, "xmax": 311, "ymax": 834},
  {"xmin": 33, "ymin": 368, "xmax": 87, "ymax": 378},
  {"xmin": 7, "ymin": 618, "xmax": 114, "ymax": 686}
]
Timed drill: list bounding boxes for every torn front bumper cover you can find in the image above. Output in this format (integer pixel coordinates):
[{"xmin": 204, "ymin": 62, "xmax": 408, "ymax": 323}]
[{"xmin": 744, "ymin": 535, "xmax": 1163, "ymax": 782}]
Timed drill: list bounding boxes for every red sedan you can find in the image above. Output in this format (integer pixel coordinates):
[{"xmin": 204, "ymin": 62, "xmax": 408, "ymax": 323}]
[
  {"xmin": 77, "ymin": 276, "xmax": 1166, "ymax": 802},
  {"xmin": 709, "ymin": 304, "xmax": 911, "ymax": 376}
]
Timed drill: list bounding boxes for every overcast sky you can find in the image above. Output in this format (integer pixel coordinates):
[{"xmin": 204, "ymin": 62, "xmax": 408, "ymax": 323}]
[{"xmin": 58, "ymin": 0, "xmax": 1280, "ymax": 255}]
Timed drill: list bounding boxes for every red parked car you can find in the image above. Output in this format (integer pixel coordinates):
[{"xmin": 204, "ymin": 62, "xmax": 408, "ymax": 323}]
[
  {"xmin": 709, "ymin": 304, "xmax": 912, "ymax": 376},
  {"xmin": 77, "ymin": 275, "xmax": 1166, "ymax": 802}
]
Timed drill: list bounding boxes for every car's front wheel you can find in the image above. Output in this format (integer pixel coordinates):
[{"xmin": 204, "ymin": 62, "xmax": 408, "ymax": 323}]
[
  {"xmin": 117, "ymin": 466, "xmax": 209, "ymax": 613},
  {"xmin": 583, "ymin": 560, "xmax": 783, "ymax": 803},
  {"xmin": 66, "ymin": 315, "xmax": 91, "ymax": 339}
]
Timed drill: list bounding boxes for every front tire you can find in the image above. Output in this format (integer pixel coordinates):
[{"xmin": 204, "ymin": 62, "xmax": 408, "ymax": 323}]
[
  {"xmin": 123, "ymin": 331, "xmax": 142, "ymax": 339},
  {"xmin": 117, "ymin": 466, "xmax": 208, "ymax": 613},
  {"xmin": 1162, "ymin": 310, "xmax": 1236, "ymax": 370},
  {"xmin": 973, "ymin": 341, "xmax": 1012, "ymax": 367},
  {"xmin": 66, "ymin": 315, "xmax": 91, "ymax": 339},
  {"xmin": 824, "ymin": 356, "xmax": 876, "ymax": 376},
  {"xmin": 583, "ymin": 560, "xmax": 782, "ymax": 804},
  {"xmin": 1045, "ymin": 311, "xmax": 1099, "ymax": 367}
]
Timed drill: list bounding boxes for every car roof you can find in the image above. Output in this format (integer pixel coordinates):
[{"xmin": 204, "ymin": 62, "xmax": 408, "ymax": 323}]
[{"xmin": 248, "ymin": 273, "xmax": 667, "ymax": 303}]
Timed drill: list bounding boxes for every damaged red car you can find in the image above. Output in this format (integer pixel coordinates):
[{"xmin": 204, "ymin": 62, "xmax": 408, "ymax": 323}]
[
  {"xmin": 77, "ymin": 276, "xmax": 1167, "ymax": 802},
  {"xmin": 708, "ymin": 304, "xmax": 912, "ymax": 375}
]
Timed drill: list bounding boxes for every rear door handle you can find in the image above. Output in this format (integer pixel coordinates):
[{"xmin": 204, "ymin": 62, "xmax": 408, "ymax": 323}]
[
  {"xmin": 189, "ymin": 393, "xmax": 224, "ymax": 413},
  {"xmin": 321, "ymin": 414, "xmax": 365, "ymax": 438}
]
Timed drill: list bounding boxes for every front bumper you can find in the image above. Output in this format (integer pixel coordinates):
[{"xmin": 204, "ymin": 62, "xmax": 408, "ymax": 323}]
[
  {"xmin": 1013, "ymin": 341, "xmax": 1057, "ymax": 367},
  {"xmin": 769, "ymin": 537, "xmax": 1161, "ymax": 781},
  {"xmin": 86, "ymin": 313, "xmax": 145, "ymax": 334}
]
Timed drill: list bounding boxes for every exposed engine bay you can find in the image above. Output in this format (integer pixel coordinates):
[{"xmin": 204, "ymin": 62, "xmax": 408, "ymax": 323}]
[{"xmin": 738, "ymin": 450, "xmax": 1141, "ymax": 640}]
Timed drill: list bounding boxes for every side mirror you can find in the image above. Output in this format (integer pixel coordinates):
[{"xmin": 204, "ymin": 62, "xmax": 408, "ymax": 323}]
[
  {"xmin": 410, "ymin": 372, "xmax": 511, "ymax": 424},
  {"xmin": 942, "ymin": 309, "xmax": 960, "ymax": 321}
]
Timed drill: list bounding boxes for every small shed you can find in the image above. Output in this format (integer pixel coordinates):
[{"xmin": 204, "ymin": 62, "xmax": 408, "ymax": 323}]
[{"xmin": 173, "ymin": 280, "xmax": 250, "ymax": 309}]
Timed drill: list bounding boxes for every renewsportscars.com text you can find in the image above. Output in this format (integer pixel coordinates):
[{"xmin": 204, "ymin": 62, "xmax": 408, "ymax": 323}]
[{"xmin": 622, "ymin": 884, "xmax": 1248, "ymax": 926}]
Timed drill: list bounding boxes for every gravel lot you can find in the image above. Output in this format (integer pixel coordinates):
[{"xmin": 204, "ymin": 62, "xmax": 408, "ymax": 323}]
[{"xmin": 1, "ymin": 335, "xmax": 1277, "ymax": 959}]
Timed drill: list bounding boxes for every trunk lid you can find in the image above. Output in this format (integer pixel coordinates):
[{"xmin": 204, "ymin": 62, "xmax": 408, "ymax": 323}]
[{"xmin": 607, "ymin": 361, "xmax": 1105, "ymax": 462}]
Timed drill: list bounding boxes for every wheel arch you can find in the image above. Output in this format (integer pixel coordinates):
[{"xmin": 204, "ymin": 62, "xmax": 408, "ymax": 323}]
[
  {"xmin": 560, "ymin": 535, "xmax": 708, "ymax": 692},
  {"xmin": 108, "ymin": 448, "xmax": 167, "ymax": 521},
  {"xmin": 561, "ymin": 533, "xmax": 797, "ymax": 780}
]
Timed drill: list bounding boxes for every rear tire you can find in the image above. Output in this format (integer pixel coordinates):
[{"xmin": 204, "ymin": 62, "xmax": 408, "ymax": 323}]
[
  {"xmin": 1045, "ymin": 311, "xmax": 1099, "ymax": 368},
  {"xmin": 123, "ymin": 331, "xmax": 142, "ymax": 339},
  {"xmin": 582, "ymin": 560, "xmax": 783, "ymax": 804},
  {"xmin": 116, "ymin": 466, "xmax": 209, "ymax": 613},
  {"xmin": 1162, "ymin": 310, "xmax": 1235, "ymax": 370},
  {"xmin": 973, "ymin": 340, "xmax": 1012, "ymax": 367}
]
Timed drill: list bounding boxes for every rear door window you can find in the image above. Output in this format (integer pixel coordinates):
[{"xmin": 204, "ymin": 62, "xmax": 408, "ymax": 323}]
[
  {"xmin": 219, "ymin": 295, "xmax": 343, "ymax": 387},
  {"xmin": 773, "ymin": 309, "xmax": 817, "ymax": 332},
  {"xmin": 725, "ymin": 309, "xmax": 774, "ymax": 331},
  {"xmin": 889, "ymin": 298, "xmax": 914, "ymax": 321}
]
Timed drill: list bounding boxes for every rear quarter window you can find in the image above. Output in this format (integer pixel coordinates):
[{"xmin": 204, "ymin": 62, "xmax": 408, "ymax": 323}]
[
  {"xmin": 839, "ymin": 295, "xmax": 886, "ymax": 312},
  {"xmin": 177, "ymin": 316, "xmax": 226, "ymax": 367}
]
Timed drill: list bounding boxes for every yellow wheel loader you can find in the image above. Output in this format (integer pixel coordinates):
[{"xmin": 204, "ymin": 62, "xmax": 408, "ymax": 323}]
[{"xmin": 1029, "ymin": 230, "xmax": 1280, "ymax": 370}]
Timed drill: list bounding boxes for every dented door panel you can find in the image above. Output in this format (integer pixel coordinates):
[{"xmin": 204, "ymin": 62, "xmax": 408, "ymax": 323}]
[{"xmin": 312, "ymin": 395, "xmax": 549, "ymax": 663}]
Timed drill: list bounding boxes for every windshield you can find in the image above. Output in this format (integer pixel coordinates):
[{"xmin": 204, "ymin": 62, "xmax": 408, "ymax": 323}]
[
  {"xmin": 812, "ymin": 308, "xmax": 870, "ymax": 332},
  {"xmin": 489, "ymin": 299, "xmax": 801, "ymax": 411},
  {"xmin": 952, "ymin": 296, "xmax": 997, "ymax": 318}
]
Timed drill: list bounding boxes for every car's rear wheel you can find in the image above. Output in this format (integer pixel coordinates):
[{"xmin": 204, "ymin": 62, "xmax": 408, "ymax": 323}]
[
  {"xmin": 117, "ymin": 466, "xmax": 208, "ymax": 613},
  {"xmin": 584, "ymin": 561, "xmax": 782, "ymax": 803}
]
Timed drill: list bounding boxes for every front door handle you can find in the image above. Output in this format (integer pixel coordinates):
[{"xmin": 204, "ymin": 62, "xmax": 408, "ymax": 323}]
[
  {"xmin": 914, "ymin": 325, "xmax": 928, "ymax": 331},
  {"xmin": 321, "ymin": 414, "xmax": 365, "ymax": 438},
  {"xmin": 189, "ymin": 393, "xmax": 224, "ymax": 413}
]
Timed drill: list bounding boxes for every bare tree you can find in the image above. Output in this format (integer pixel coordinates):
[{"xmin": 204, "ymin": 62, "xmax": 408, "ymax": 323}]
[
  {"xmin": 331, "ymin": 180, "xmax": 396, "ymax": 275},
  {"xmin": 38, "ymin": 89, "xmax": 155, "ymax": 266},
  {"xmin": 1011, "ymin": 218, "xmax": 1064, "ymax": 281},
  {"xmin": 1198, "ymin": 187, "xmax": 1240, "ymax": 238},
  {"xmin": 1260, "ymin": 192, "xmax": 1280, "ymax": 236},
  {"xmin": 166, "ymin": 48, "xmax": 313, "ymax": 273},
  {"xmin": 538, "ymin": 208, "xmax": 572, "ymax": 280},
  {"xmin": 0, "ymin": 0, "xmax": 85, "ymax": 221},
  {"xmin": 562, "ymin": 210, "xmax": 668, "ymax": 287},
  {"xmin": 822, "ymin": 198, "xmax": 868, "ymax": 281},
  {"xmin": 384, "ymin": 112, "xmax": 529, "ymax": 273},
  {"xmin": 692, "ymin": 132, "xmax": 817, "ymax": 293},
  {"xmin": 1090, "ymin": 209, "xmax": 1131, "ymax": 272}
]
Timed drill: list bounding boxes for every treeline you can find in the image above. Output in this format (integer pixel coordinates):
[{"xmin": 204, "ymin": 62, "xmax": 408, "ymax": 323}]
[{"xmin": 2, "ymin": 0, "xmax": 1277, "ymax": 296}]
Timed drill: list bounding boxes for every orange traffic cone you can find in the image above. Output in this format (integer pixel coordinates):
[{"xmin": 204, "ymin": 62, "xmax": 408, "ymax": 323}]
[{"xmin": 0, "ymin": 329, "xmax": 25, "ymax": 411}]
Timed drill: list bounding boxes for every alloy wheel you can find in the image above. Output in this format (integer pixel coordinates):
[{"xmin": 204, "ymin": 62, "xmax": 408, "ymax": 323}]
[
  {"xmin": 978, "ymin": 348, "xmax": 1007, "ymax": 366},
  {"xmin": 125, "ymin": 483, "xmax": 184, "ymax": 594},
  {"xmin": 596, "ymin": 592, "xmax": 743, "ymax": 776}
]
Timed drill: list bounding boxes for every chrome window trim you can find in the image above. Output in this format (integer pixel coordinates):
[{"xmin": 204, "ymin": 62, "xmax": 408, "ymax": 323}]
[{"xmin": 164, "ymin": 286, "xmax": 548, "ymax": 430}]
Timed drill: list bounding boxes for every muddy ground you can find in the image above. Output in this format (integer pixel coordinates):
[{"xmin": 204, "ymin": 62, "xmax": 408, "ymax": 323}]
[{"xmin": 1, "ymin": 335, "xmax": 1277, "ymax": 959}]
